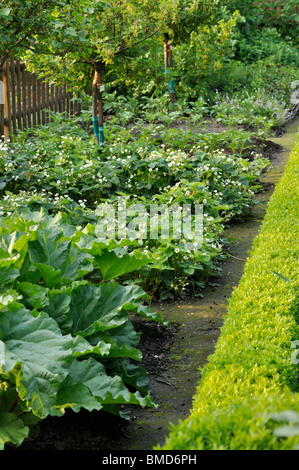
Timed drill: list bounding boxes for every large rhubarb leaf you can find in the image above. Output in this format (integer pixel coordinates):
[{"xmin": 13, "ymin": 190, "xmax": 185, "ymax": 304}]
[
  {"xmin": 69, "ymin": 282, "xmax": 149, "ymax": 337},
  {"xmin": 75, "ymin": 233, "xmax": 138, "ymax": 254},
  {"xmin": 0, "ymin": 308, "xmax": 75, "ymax": 419},
  {"xmin": 120, "ymin": 299, "xmax": 167, "ymax": 324},
  {"xmin": 43, "ymin": 289, "xmax": 72, "ymax": 334},
  {"xmin": 0, "ymin": 412, "xmax": 29, "ymax": 450},
  {"xmin": 71, "ymin": 358, "xmax": 156, "ymax": 408},
  {"xmin": 110, "ymin": 358, "xmax": 150, "ymax": 395},
  {"xmin": 0, "ymin": 232, "xmax": 31, "ymax": 269},
  {"xmin": 27, "ymin": 222, "xmax": 94, "ymax": 288},
  {"xmin": 17, "ymin": 282, "xmax": 49, "ymax": 310},
  {"xmin": 0, "ymin": 267, "xmax": 20, "ymax": 287},
  {"xmin": 75, "ymin": 233, "xmax": 151, "ymax": 281},
  {"xmin": 74, "ymin": 321, "xmax": 142, "ymax": 361},
  {"xmin": 52, "ymin": 357, "xmax": 156, "ymax": 417},
  {"xmin": 95, "ymin": 249, "xmax": 153, "ymax": 282}
]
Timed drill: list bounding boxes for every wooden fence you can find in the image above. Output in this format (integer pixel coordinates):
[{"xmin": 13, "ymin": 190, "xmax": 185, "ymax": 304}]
[{"xmin": 0, "ymin": 58, "xmax": 82, "ymax": 139}]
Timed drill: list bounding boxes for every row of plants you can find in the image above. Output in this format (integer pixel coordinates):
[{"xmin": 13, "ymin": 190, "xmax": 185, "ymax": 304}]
[
  {"xmin": 158, "ymin": 133, "xmax": 299, "ymax": 450},
  {"xmin": 0, "ymin": 108, "xmax": 270, "ymax": 299},
  {"xmin": 0, "ymin": 206, "xmax": 171, "ymax": 449}
]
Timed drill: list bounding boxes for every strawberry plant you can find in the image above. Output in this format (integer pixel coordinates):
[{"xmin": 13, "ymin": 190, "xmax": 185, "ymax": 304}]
[{"xmin": 0, "ymin": 111, "xmax": 270, "ymax": 301}]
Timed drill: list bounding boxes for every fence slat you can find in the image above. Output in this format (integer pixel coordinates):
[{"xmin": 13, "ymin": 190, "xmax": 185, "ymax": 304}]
[
  {"xmin": 27, "ymin": 71, "xmax": 32, "ymax": 129},
  {"xmin": 32, "ymin": 73, "xmax": 37, "ymax": 128},
  {"xmin": 37, "ymin": 77, "xmax": 41, "ymax": 126},
  {"xmin": 22, "ymin": 64, "xmax": 27, "ymax": 130},
  {"xmin": 10, "ymin": 58, "xmax": 17, "ymax": 135},
  {"xmin": 3, "ymin": 60, "xmax": 11, "ymax": 140},
  {"xmin": 16, "ymin": 61, "xmax": 22, "ymax": 131},
  {"xmin": 45, "ymin": 82, "xmax": 50, "ymax": 123}
]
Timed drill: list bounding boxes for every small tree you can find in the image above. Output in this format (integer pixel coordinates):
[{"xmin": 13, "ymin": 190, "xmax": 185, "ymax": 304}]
[
  {"xmin": 22, "ymin": 0, "xmax": 164, "ymax": 145},
  {"xmin": 157, "ymin": 0, "xmax": 227, "ymax": 102}
]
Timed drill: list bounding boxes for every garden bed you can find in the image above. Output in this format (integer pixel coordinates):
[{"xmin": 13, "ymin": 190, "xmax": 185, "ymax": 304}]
[{"xmin": 7, "ymin": 118, "xmax": 297, "ymax": 451}]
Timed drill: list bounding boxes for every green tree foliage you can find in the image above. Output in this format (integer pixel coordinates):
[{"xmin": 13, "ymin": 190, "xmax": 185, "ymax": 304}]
[
  {"xmin": 19, "ymin": 1, "xmax": 224, "ymax": 88},
  {"xmin": 0, "ymin": 0, "xmax": 61, "ymax": 71}
]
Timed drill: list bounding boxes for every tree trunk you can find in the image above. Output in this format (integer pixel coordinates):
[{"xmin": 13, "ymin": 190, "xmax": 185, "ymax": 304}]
[
  {"xmin": 164, "ymin": 33, "xmax": 175, "ymax": 103},
  {"xmin": 92, "ymin": 61, "xmax": 105, "ymax": 146}
]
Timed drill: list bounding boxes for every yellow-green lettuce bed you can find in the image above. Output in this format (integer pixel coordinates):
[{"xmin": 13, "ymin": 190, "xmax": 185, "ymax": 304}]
[{"xmin": 157, "ymin": 133, "xmax": 299, "ymax": 450}]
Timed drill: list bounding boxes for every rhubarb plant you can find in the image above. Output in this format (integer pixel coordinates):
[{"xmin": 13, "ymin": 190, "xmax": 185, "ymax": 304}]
[{"xmin": 0, "ymin": 208, "xmax": 164, "ymax": 449}]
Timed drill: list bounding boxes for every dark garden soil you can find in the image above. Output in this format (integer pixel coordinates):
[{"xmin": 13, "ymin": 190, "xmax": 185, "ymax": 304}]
[{"xmin": 12, "ymin": 117, "xmax": 299, "ymax": 452}]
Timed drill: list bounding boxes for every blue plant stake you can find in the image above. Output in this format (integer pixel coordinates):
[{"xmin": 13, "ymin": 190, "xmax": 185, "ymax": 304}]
[
  {"xmin": 92, "ymin": 116, "xmax": 100, "ymax": 139},
  {"xmin": 168, "ymin": 78, "xmax": 175, "ymax": 94},
  {"xmin": 92, "ymin": 117, "xmax": 105, "ymax": 146},
  {"xmin": 99, "ymin": 126, "xmax": 105, "ymax": 146}
]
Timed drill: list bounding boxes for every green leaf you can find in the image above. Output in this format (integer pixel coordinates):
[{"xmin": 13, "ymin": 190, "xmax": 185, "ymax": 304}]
[
  {"xmin": 0, "ymin": 308, "xmax": 75, "ymax": 419},
  {"xmin": 125, "ymin": 300, "xmax": 167, "ymax": 324},
  {"xmin": 0, "ymin": 8, "xmax": 12, "ymax": 19},
  {"xmin": 76, "ymin": 234, "xmax": 138, "ymax": 254},
  {"xmin": 111, "ymin": 358, "xmax": 150, "ymax": 395},
  {"xmin": 64, "ymin": 27, "xmax": 78, "ymax": 37},
  {"xmin": 0, "ymin": 413, "xmax": 29, "ymax": 450},
  {"xmin": 96, "ymin": 249, "xmax": 153, "ymax": 282},
  {"xmin": 0, "ymin": 267, "xmax": 20, "ymax": 287},
  {"xmin": 43, "ymin": 290, "xmax": 72, "ymax": 334},
  {"xmin": 75, "ymin": 321, "xmax": 142, "ymax": 361},
  {"xmin": 27, "ymin": 222, "xmax": 93, "ymax": 288},
  {"xmin": 29, "ymin": 263, "xmax": 62, "ymax": 289},
  {"xmin": 55, "ymin": 358, "xmax": 156, "ymax": 410},
  {"xmin": 272, "ymin": 271, "xmax": 290, "ymax": 283},
  {"xmin": 17, "ymin": 282, "xmax": 49, "ymax": 310},
  {"xmin": 0, "ymin": 232, "xmax": 28, "ymax": 268},
  {"xmin": 53, "ymin": 371, "xmax": 104, "ymax": 416},
  {"xmin": 27, "ymin": 223, "xmax": 68, "ymax": 266},
  {"xmin": 69, "ymin": 283, "xmax": 147, "ymax": 336}
]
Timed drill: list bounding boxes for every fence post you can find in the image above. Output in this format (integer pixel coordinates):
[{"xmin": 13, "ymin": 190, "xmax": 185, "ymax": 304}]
[
  {"xmin": 3, "ymin": 60, "xmax": 11, "ymax": 140},
  {"xmin": 10, "ymin": 58, "xmax": 17, "ymax": 135}
]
